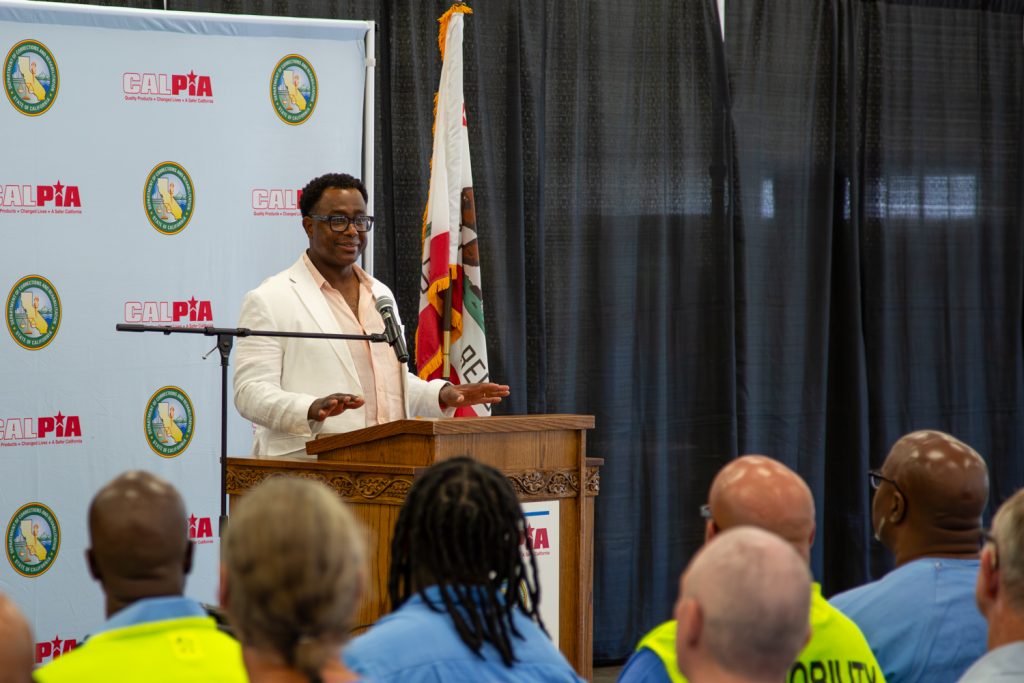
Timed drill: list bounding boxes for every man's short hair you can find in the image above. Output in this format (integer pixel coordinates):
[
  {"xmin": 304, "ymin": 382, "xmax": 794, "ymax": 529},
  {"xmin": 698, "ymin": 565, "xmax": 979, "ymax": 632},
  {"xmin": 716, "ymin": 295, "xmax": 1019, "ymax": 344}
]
[
  {"xmin": 681, "ymin": 526, "xmax": 811, "ymax": 680},
  {"xmin": 299, "ymin": 173, "xmax": 367, "ymax": 215},
  {"xmin": 992, "ymin": 488, "xmax": 1024, "ymax": 613}
]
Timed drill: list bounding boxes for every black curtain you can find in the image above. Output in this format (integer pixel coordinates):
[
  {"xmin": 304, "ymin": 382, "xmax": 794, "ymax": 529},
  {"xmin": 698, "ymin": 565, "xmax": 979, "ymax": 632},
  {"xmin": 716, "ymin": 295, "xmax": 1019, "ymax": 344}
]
[
  {"xmin": 726, "ymin": 0, "xmax": 1024, "ymax": 596},
  {"xmin": 49, "ymin": 0, "xmax": 1024, "ymax": 663}
]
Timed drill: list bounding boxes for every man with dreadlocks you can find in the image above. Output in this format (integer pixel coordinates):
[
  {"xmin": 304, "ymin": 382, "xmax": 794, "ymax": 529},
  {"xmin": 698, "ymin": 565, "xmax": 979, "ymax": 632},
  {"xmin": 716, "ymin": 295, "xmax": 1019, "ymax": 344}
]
[{"xmin": 343, "ymin": 456, "xmax": 584, "ymax": 683}]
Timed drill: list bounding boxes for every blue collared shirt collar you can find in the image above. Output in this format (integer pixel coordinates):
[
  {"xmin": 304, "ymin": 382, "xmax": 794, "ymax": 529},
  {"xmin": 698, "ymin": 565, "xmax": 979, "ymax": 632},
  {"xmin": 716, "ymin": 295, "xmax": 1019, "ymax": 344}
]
[{"xmin": 99, "ymin": 595, "xmax": 207, "ymax": 634}]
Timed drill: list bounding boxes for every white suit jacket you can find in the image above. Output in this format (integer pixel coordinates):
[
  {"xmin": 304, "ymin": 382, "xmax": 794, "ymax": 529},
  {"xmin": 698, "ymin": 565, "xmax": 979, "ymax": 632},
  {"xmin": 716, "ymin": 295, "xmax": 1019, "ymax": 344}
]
[{"xmin": 233, "ymin": 256, "xmax": 450, "ymax": 457}]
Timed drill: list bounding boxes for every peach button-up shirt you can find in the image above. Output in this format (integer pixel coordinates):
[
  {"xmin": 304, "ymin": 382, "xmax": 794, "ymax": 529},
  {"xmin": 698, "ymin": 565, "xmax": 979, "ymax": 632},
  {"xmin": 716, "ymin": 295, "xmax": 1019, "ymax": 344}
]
[{"xmin": 301, "ymin": 252, "xmax": 406, "ymax": 427}]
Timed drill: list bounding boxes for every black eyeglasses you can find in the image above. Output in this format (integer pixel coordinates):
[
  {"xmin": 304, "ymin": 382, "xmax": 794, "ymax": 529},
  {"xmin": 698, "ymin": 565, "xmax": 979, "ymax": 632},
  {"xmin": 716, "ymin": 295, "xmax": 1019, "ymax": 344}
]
[
  {"xmin": 868, "ymin": 469, "xmax": 906, "ymax": 498},
  {"xmin": 308, "ymin": 214, "xmax": 374, "ymax": 233}
]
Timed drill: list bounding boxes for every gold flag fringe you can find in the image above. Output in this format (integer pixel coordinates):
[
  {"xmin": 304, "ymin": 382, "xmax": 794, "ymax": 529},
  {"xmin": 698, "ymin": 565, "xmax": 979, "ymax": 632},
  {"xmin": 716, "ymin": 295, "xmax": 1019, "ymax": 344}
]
[{"xmin": 437, "ymin": 3, "xmax": 472, "ymax": 61}]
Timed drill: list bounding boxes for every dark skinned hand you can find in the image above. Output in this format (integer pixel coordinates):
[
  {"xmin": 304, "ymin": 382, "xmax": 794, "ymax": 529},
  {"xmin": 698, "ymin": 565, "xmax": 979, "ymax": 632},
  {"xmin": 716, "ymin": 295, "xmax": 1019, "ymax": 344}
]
[
  {"xmin": 307, "ymin": 393, "xmax": 365, "ymax": 422},
  {"xmin": 438, "ymin": 382, "xmax": 511, "ymax": 410}
]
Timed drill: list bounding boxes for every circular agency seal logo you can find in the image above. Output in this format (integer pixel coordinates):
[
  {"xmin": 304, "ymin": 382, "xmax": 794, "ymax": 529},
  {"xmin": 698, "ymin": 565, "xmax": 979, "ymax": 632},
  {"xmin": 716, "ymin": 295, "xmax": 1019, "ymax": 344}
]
[
  {"xmin": 6, "ymin": 503, "xmax": 60, "ymax": 577},
  {"xmin": 270, "ymin": 54, "xmax": 317, "ymax": 125},
  {"xmin": 144, "ymin": 386, "xmax": 195, "ymax": 458},
  {"xmin": 4, "ymin": 40, "xmax": 58, "ymax": 116},
  {"xmin": 144, "ymin": 162, "xmax": 195, "ymax": 235},
  {"xmin": 6, "ymin": 275, "xmax": 61, "ymax": 350}
]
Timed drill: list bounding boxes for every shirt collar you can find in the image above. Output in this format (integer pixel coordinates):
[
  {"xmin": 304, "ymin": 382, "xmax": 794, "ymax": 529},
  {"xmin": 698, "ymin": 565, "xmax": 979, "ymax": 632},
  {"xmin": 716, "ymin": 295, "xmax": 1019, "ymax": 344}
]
[
  {"xmin": 99, "ymin": 595, "xmax": 207, "ymax": 634},
  {"xmin": 301, "ymin": 250, "xmax": 371, "ymax": 292},
  {"xmin": 412, "ymin": 584, "xmax": 510, "ymax": 611}
]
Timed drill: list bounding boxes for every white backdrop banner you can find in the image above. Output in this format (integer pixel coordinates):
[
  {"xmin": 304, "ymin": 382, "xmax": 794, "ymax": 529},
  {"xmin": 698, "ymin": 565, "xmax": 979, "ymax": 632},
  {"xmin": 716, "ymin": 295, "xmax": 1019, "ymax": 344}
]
[{"xmin": 0, "ymin": 0, "xmax": 370, "ymax": 665}]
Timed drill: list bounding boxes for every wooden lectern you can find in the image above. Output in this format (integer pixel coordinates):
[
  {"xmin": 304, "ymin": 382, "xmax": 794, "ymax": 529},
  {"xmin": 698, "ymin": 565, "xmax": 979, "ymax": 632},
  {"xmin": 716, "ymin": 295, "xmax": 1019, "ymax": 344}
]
[{"xmin": 226, "ymin": 414, "xmax": 600, "ymax": 679}]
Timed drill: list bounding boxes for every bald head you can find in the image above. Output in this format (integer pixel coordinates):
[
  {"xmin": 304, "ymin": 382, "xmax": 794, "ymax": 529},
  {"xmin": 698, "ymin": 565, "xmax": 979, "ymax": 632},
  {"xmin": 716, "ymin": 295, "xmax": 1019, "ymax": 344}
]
[
  {"xmin": 707, "ymin": 455, "xmax": 816, "ymax": 562},
  {"xmin": 675, "ymin": 527, "xmax": 811, "ymax": 682},
  {"xmin": 87, "ymin": 470, "xmax": 192, "ymax": 617},
  {"xmin": 873, "ymin": 430, "xmax": 988, "ymax": 564},
  {"xmin": 0, "ymin": 594, "xmax": 33, "ymax": 683}
]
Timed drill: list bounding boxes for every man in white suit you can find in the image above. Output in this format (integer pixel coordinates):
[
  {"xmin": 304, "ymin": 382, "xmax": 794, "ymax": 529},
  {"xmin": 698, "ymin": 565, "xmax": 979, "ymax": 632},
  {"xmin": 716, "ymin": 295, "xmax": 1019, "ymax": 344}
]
[{"xmin": 234, "ymin": 173, "xmax": 508, "ymax": 457}]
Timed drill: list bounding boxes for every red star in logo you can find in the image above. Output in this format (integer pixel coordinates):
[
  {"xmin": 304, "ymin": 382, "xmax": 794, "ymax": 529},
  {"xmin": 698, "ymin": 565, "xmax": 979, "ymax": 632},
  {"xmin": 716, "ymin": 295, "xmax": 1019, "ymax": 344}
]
[
  {"xmin": 55, "ymin": 411, "xmax": 64, "ymax": 425},
  {"xmin": 50, "ymin": 636, "xmax": 62, "ymax": 651},
  {"xmin": 188, "ymin": 296, "xmax": 198, "ymax": 313},
  {"xmin": 189, "ymin": 513, "xmax": 197, "ymax": 530},
  {"xmin": 53, "ymin": 181, "xmax": 64, "ymax": 195},
  {"xmin": 187, "ymin": 70, "xmax": 197, "ymax": 85}
]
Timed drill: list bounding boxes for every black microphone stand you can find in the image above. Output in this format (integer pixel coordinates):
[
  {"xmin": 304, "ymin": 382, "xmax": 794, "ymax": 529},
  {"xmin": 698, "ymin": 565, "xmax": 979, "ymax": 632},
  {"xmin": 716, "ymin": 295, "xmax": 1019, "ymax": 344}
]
[{"xmin": 114, "ymin": 323, "xmax": 389, "ymax": 536}]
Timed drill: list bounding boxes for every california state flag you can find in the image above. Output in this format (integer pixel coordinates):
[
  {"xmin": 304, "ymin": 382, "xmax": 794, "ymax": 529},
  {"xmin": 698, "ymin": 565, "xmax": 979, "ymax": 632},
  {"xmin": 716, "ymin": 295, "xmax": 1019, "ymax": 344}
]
[{"xmin": 416, "ymin": 4, "xmax": 490, "ymax": 416}]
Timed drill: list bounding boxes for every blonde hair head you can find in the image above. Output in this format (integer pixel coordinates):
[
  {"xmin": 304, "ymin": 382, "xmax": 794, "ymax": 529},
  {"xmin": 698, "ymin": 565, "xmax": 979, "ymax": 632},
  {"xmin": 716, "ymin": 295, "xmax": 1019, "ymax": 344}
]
[{"xmin": 223, "ymin": 476, "xmax": 366, "ymax": 681}]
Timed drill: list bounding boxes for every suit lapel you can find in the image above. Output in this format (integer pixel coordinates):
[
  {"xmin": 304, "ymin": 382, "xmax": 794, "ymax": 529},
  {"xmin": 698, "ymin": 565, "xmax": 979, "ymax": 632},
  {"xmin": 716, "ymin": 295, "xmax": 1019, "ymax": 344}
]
[{"xmin": 286, "ymin": 258, "xmax": 362, "ymax": 389}]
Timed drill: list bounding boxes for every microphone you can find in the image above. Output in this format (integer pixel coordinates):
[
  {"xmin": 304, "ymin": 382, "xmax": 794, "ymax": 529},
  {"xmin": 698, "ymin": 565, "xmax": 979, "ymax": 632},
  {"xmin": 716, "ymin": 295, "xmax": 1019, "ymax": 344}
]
[{"xmin": 374, "ymin": 295, "xmax": 410, "ymax": 363}]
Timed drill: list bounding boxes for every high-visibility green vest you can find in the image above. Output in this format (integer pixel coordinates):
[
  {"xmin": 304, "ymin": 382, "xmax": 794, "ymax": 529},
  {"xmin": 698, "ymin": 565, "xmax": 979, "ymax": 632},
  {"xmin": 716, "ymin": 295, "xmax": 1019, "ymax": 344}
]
[
  {"xmin": 636, "ymin": 583, "xmax": 887, "ymax": 683},
  {"xmin": 34, "ymin": 615, "xmax": 247, "ymax": 683},
  {"xmin": 636, "ymin": 620, "xmax": 683, "ymax": 682}
]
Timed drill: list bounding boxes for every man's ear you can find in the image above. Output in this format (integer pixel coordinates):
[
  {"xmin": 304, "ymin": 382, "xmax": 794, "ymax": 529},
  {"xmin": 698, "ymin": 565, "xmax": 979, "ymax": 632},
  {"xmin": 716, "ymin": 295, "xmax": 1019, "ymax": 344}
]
[
  {"xmin": 676, "ymin": 598, "xmax": 703, "ymax": 648},
  {"xmin": 976, "ymin": 544, "xmax": 999, "ymax": 615},
  {"xmin": 183, "ymin": 540, "xmax": 195, "ymax": 576},
  {"xmin": 85, "ymin": 548, "xmax": 101, "ymax": 582},
  {"xmin": 704, "ymin": 520, "xmax": 717, "ymax": 544},
  {"xmin": 889, "ymin": 490, "xmax": 907, "ymax": 524}
]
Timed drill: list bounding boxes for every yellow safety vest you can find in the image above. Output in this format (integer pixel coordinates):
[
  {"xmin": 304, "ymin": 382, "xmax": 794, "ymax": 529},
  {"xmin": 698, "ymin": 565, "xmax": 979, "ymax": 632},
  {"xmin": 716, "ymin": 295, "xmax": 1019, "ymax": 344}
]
[
  {"xmin": 636, "ymin": 583, "xmax": 887, "ymax": 683},
  {"xmin": 34, "ymin": 615, "xmax": 247, "ymax": 683}
]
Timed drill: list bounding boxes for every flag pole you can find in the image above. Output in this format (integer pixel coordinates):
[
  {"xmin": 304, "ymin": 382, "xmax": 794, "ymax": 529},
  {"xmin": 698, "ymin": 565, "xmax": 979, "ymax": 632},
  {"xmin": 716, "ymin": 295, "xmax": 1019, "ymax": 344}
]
[{"xmin": 441, "ymin": 265, "xmax": 454, "ymax": 379}]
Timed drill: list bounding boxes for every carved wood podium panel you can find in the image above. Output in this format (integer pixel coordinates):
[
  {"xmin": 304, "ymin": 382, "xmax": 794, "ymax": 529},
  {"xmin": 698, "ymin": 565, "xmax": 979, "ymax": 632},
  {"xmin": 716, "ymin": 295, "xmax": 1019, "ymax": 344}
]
[{"xmin": 226, "ymin": 414, "xmax": 599, "ymax": 680}]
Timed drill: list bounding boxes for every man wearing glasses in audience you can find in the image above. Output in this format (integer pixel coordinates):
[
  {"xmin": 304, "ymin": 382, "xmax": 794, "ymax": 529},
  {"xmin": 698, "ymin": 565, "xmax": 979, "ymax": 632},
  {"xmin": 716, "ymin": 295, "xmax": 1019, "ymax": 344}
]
[
  {"xmin": 233, "ymin": 172, "xmax": 508, "ymax": 457},
  {"xmin": 831, "ymin": 430, "xmax": 990, "ymax": 683},
  {"xmin": 959, "ymin": 488, "xmax": 1024, "ymax": 682}
]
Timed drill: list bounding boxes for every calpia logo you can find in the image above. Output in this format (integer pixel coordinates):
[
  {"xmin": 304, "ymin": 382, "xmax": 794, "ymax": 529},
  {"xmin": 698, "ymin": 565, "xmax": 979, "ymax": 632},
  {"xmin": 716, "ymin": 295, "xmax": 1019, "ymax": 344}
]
[
  {"xmin": 189, "ymin": 513, "xmax": 214, "ymax": 545},
  {"xmin": 124, "ymin": 296, "xmax": 213, "ymax": 328},
  {"xmin": 6, "ymin": 502, "xmax": 60, "ymax": 577},
  {"xmin": 144, "ymin": 162, "xmax": 194, "ymax": 235},
  {"xmin": 252, "ymin": 187, "xmax": 302, "ymax": 217},
  {"xmin": 520, "ymin": 510, "xmax": 551, "ymax": 555},
  {"xmin": 35, "ymin": 635, "xmax": 79, "ymax": 664},
  {"xmin": 0, "ymin": 182, "xmax": 81, "ymax": 215},
  {"xmin": 271, "ymin": 54, "xmax": 316, "ymax": 125},
  {"xmin": 4, "ymin": 40, "xmax": 58, "ymax": 116},
  {"xmin": 144, "ymin": 386, "xmax": 194, "ymax": 458},
  {"xmin": 524, "ymin": 523, "xmax": 551, "ymax": 551},
  {"xmin": 6, "ymin": 275, "xmax": 60, "ymax": 350},
  {"xmin": 0, "ymin": 411, "xmax": 83, "ymax": 448},
  {"xmin": 123, "ymin": 70, "xmax": 214, "ymax": 104}
]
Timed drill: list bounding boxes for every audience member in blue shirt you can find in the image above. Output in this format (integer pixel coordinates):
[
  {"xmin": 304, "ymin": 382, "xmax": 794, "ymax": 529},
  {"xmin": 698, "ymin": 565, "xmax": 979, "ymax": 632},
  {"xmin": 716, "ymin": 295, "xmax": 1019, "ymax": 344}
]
[
  {"xmin": 344, "ymin": 457, "xmax": 583, "ymax": 683},
  {"xmin": 831, "ymin": 430, "xmax": 990, "ymax": 683}
]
